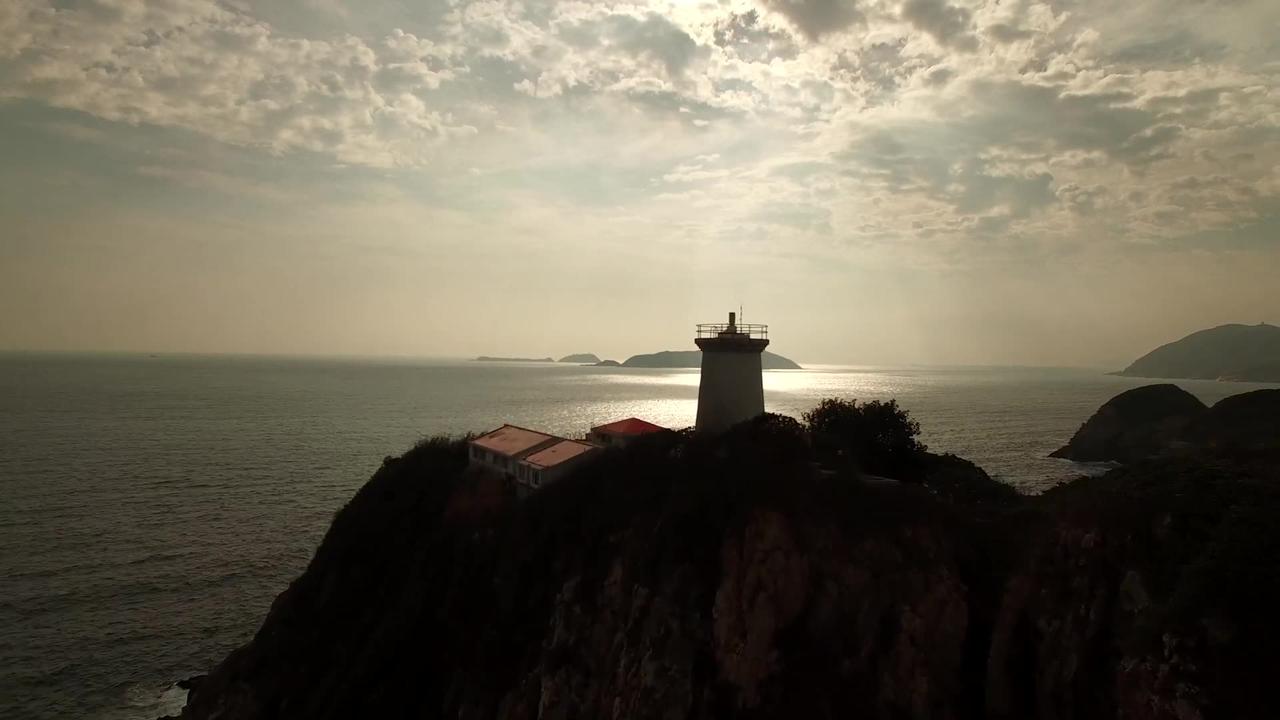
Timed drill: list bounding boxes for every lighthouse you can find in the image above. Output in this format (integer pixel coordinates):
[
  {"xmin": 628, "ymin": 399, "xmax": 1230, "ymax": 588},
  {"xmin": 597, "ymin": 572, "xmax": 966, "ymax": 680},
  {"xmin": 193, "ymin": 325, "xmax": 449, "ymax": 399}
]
[{"xmin": 695, "ymin": 312, "xmax": 770, "ymax": 433}]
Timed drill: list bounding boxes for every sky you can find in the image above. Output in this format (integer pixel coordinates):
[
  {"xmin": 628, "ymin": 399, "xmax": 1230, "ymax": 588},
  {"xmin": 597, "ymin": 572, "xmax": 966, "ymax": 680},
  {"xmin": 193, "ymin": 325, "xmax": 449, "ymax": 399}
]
[{"xmin": 1, "ymin": 0, "xmax": 1278, "ymax": 367}]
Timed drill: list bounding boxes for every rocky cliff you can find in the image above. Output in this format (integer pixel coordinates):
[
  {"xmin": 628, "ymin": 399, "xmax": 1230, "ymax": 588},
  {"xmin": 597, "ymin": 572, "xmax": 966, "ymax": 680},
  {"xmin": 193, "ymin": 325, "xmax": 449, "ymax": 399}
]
[
  {"xmin": 175, "ymin": 421, "xmax": 1280, "ymax": 720},
  {"xmin": 1050, "ymin": 385, "xmax": 1206, "ymax": 462},
  {"xmin": 1185, "ymin": 389, "xmax": 1280, "ymax": 450},
  {"xmin": 1052, "ymin": 385, "xmax": 1280, "ymax": 463}
]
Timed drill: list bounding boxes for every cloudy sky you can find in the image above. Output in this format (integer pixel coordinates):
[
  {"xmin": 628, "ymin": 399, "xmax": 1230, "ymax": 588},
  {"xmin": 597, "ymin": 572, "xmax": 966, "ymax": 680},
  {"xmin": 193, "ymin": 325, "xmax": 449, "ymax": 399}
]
[{"xmin": 1, "ymin": 0, "xmax": 1277, "ymax": 366}]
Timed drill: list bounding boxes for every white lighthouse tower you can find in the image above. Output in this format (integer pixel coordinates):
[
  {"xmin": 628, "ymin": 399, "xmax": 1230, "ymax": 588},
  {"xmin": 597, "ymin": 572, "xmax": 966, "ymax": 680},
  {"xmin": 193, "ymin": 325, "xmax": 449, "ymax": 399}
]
[{"xmin": 695, "ymin": 312, "xmax": 770, "ymax": 433}]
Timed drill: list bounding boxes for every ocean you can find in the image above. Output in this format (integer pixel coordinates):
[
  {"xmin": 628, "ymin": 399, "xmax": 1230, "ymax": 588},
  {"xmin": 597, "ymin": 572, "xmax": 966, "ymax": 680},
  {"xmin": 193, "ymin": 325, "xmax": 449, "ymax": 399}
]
[{"xmin": 1, "ymin": 352, "xmax": 1272, "ymax": 719}]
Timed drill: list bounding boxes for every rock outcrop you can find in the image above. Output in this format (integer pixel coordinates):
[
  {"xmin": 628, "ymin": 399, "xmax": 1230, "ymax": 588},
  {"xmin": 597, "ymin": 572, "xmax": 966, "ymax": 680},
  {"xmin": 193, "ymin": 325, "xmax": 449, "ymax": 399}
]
[
  {"xmin": 1052, "ymin": 385, "xmax": 1280, "ymax": 463},
  {"xmin": 1186, "ymin": 389, "xmax": 1280, "ymax": 450},
  {"xmin": 1050, "ymin": 384, "xmax": 1207, "ymax": 462},
  {"xmin": 175, "ymin": 424, "xmax": 1280, "ymax": 720},
  {"xmin": 995, "ymin": 452, "xmax": 1280, "ymax": 720}
]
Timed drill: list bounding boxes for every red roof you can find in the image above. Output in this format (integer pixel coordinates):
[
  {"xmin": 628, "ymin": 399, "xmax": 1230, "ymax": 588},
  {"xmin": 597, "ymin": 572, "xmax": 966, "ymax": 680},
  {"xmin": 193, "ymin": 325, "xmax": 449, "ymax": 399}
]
[{"xmin": 591, "ymin": 418, "xmax": 667, "ymax": 436}]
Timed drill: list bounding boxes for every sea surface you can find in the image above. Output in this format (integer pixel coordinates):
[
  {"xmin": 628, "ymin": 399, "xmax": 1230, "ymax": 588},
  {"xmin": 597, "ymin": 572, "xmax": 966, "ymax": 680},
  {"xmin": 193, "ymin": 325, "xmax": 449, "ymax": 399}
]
[{"xmin": 1, "ymin": 352, "xmax": 1273, "ymax": 719}]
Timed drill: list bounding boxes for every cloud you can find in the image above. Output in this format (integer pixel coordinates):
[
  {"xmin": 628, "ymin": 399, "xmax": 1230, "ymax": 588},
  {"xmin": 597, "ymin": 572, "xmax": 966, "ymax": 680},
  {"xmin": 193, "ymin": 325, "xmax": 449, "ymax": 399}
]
[
  {"xmin": 1, "ymin": 0, "xmax": 1278, "ymax": 257},
  {"xmin": 984, "ymin": 23, "xmax": 1034, "ymax": 44},
  {"xmin": 712, "ymin": 9, "xmax": 799, "ymax": 62},
  {"xmin": 841, "ymin": 124, "xmax": 1056, "ymax": 223},
  {"xmin": 761, "ymin": 0, "xmax": 863, "ymax": 40},
  {"xmin": 3, "ymin": 0, "xmax": 1280, "ymax": 365},
  {"xmin": 0, "ymin": 0, "xmax": 471, "ymax": 167},
  {"xmin": 901, "ymin": 0, "xmax": 978, "ymax": 51},
  {"xmin": 135, "ymin": 164, "xmax": 300, "ymax": 203},
  {"xmin": 751, "ymin": 200, "xmax": 833, "ymax": 232},
  {"xmin": 958, "ymin": 81, "xmax": 1176, "ymax": 165},
  {"xmin": 603, "ymin": 13, "xmax": 703, "ymax": 77}
]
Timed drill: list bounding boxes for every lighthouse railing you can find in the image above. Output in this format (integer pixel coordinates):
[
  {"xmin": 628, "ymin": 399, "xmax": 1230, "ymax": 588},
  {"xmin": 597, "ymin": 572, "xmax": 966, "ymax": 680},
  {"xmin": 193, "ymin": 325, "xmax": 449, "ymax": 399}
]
[{"xmin": 696, "ymin": 323, "xmax": 769, "ymax": 340}]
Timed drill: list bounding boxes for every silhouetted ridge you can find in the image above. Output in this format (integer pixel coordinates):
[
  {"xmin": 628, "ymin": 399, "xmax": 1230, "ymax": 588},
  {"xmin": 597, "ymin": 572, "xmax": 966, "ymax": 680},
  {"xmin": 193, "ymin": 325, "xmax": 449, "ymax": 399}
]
[
  {"xmin": 1050, "ymin": 384, "xmax": 1206, "ymax": 462},
  {"xmin": 1051, "ymin": 384, "xmax": 1280, "ymax": 463},
  {"xmin": 1118, "ymin": 323, "xmax": 1280, "ymax": 382},
  {"xmin": 1187, "ymin": 389, "xmax": 1280, "ymax": 450},
  {"xmin": 622, "ymin": 349, "xmax": 802, "ymax": 369}
]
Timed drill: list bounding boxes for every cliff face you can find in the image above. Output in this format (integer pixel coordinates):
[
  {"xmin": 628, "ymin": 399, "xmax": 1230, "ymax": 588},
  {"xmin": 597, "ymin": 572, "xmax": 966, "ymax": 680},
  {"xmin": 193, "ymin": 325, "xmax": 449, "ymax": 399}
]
[
  {"xmin": 994, "ymin": 452, "xmax": 1280, "ymax": 720},
  {"xmin": 177, "ymin": 424, "xmax": 1280, "ymax": 720},
  {"xmin": 524, "ymin": 510, "xmax": 974, "ymax": 720}
]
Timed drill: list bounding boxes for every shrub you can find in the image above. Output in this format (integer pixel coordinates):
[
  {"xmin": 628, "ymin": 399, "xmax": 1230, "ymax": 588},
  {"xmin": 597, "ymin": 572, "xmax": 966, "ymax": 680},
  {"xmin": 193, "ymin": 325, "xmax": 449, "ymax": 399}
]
[{"xmin": 803, "ymin": 398, "xmax": 928, "ymax": 481}]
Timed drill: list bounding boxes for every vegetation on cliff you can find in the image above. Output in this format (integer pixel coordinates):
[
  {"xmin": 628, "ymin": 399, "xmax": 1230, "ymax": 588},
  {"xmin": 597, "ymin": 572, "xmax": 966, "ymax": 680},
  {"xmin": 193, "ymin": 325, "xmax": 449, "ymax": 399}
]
[
  {"xmin": 805, "ymin": 398, "xmax": 929, "ymax": 480},
  {"xmin": 175, "ymin": 400, "xmax": 1280, "ymax": 720},
  {"xmin": 1117, "ymin": 323, "xmax": 1280, "ymax": 382},
  {"xmin": 1025, "ymin": 450, "xmax": 1280, "ymax": 720}
]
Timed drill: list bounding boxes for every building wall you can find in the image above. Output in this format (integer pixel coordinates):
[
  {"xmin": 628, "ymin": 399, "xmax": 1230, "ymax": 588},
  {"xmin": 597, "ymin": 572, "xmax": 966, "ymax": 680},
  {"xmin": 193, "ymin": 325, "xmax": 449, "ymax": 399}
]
[
  {"xmin": 472, "ymin": 438, "xmax": 597, "ymax": 495},
  {"xmin": 538, "ymin": 459, "xmax": 577, "ymax": 486},
  {"xmin": 469, "ymin": 444, "xmax": 520, "ymax": 477},
  {"xmin": 519, "ymin": 451, "xmax": 596, "ymax": 491},
  {"xmin": 695, "ymin": 347, "xmax": 766, "ymax": 433}
]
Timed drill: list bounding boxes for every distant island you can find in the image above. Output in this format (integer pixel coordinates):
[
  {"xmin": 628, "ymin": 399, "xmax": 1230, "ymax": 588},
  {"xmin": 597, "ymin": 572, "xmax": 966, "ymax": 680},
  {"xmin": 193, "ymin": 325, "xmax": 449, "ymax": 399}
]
[
  {"xmin": 473, "ymin": 356, "xmax": 554, "ymax": 363},
  {"xmin": 621, "ymin": 349, "xmax": 802, "ymax": 370},
  {"xmin": 593, "ymin": 359, "xmax": 620, "ymax": 367},
  {"xmin": 1116, "ymin": 322, "xmax": 1280, "ymax": 382},
  {"xmin": 558, "ymin": 353, "xmax": 600, "ymax": 364}
]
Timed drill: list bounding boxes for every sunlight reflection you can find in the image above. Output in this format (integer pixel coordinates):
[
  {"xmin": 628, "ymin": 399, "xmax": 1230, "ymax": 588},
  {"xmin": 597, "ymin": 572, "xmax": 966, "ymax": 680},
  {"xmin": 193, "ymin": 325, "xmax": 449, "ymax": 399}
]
[
  {"xmin": 589, "ymin": 370, "xmax": 701, "ymax": 388},
  {"xmin": 584, "ymin": 367, "xmax": 918, "ymax": 397}
]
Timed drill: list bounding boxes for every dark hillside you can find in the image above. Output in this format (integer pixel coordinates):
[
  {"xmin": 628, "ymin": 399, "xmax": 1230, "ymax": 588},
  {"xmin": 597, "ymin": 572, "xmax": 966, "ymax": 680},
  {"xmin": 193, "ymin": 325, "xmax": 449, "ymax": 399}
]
[
  {"xmin": 177, "ymin": 418, "xmax": 1280, "ymax": 720},
  {"xmin": 1050, "ymin": 384, "xmax": 1206, "ymax": 462},
  {"xmin": 1119, "ymin": 323, "xmax": 1280, "ymax": 382}
]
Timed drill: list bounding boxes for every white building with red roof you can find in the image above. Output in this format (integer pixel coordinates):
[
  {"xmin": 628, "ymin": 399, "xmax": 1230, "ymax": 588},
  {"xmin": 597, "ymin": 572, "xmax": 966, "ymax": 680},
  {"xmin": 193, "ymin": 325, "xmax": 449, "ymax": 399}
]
[
  {"xmin": 468, "ymin": 425, "xmax": 559, "ymax": 480},
  {"xmin": 469, "ymin": 424, "xmax": 600, "ymax": 496},
  {"xmin": 587, "ymin": 418, "xmax": 668, "ymax": 448},
  {"xmin": 517, "ymin": 439, "xmax": 598, "ymax": 491}
]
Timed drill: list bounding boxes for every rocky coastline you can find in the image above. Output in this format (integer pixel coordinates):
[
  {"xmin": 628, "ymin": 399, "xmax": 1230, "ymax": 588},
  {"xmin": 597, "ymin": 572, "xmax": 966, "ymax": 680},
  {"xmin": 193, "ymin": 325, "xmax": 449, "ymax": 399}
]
[
  {"xmin": 167, "ymin": 392, "xmax": 1280, "ymax": 720},
  {"xmin": 1051, "ymin": 384, "xmax": 1280, "ymax": 463}
]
